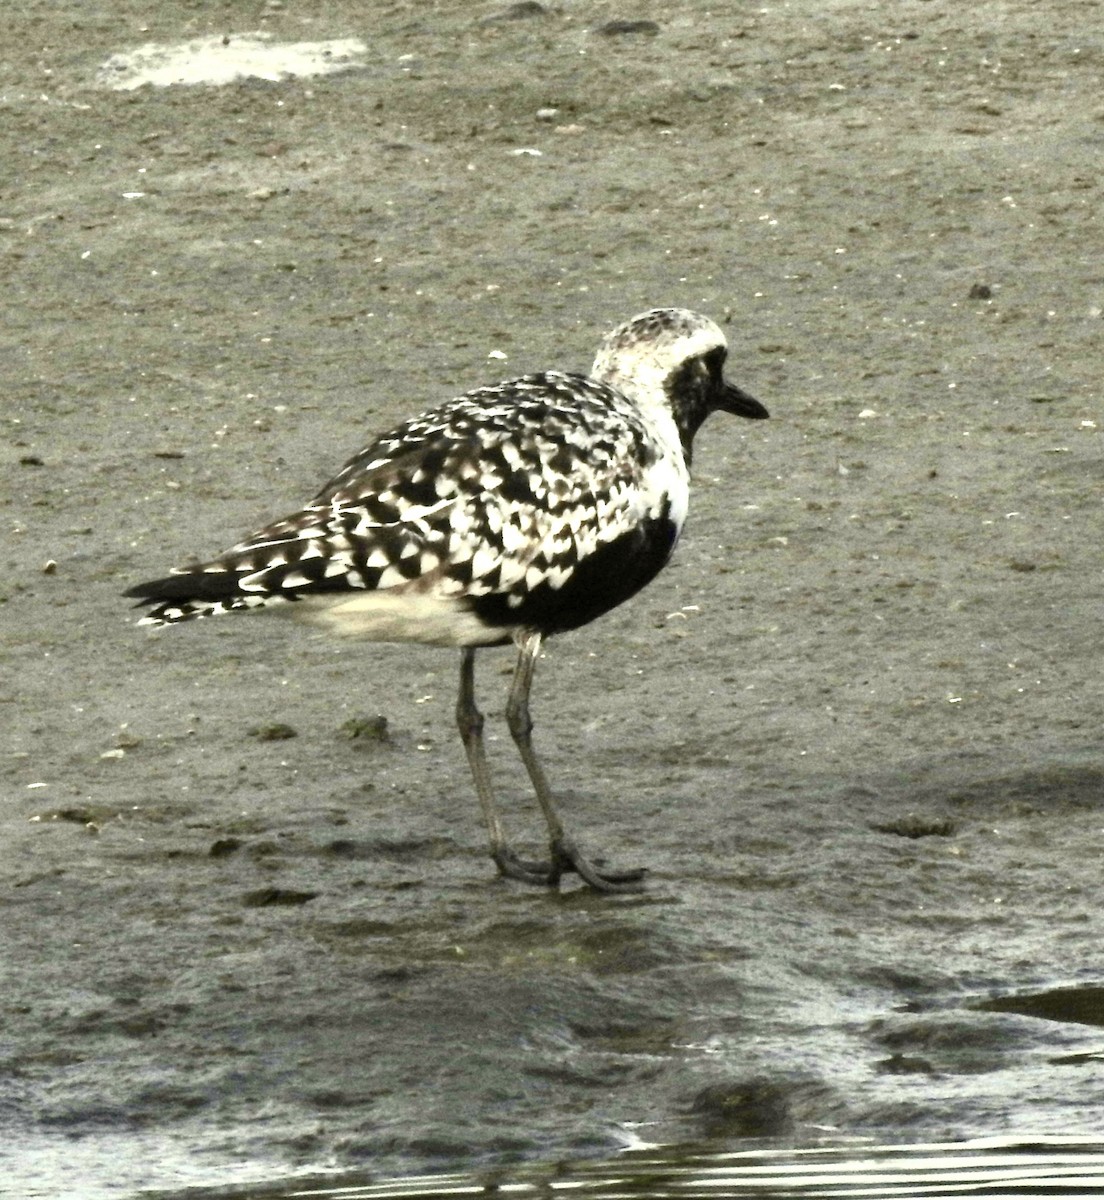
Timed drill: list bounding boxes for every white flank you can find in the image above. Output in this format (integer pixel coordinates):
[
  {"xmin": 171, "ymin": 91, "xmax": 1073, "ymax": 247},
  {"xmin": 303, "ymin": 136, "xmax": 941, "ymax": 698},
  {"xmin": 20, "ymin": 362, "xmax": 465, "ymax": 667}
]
[{"xmin": 288, "ymin": 592, "xmax": 505, "ymax": 648}]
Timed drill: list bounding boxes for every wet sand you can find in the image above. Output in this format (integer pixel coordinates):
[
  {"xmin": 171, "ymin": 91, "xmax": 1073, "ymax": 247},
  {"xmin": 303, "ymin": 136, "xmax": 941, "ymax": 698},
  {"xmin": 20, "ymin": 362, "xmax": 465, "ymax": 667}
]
[{"xmin": 3, "ymin": 2, "xmax": 1103, "ymax": 1197}]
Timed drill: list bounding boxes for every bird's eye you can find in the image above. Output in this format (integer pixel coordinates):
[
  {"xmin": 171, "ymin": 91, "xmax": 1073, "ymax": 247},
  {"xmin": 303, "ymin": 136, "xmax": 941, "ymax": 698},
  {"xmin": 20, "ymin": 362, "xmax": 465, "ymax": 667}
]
[{"xmin": 702, "ymin": 347, "xmax": 726, "ymax": 377}]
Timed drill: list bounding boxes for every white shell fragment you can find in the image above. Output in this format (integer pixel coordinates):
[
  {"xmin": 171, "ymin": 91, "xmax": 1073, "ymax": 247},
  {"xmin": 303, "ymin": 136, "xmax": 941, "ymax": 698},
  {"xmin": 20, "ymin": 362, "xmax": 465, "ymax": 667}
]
[{"xmin": 99, "ymin": 33, "xmax": 368, "ymax": 90}]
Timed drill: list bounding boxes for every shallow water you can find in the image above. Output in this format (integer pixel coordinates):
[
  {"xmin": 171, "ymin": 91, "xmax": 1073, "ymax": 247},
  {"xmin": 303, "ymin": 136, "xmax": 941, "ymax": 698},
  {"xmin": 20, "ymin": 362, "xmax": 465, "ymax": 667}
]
[{"xmin": 143, "ymin": 1137, "xmax": 1104, "ymax": 1199}]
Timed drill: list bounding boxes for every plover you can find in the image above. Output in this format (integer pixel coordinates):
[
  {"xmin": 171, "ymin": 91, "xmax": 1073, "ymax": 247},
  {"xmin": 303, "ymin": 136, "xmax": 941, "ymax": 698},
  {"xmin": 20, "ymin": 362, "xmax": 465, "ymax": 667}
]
[{"xmin": 126, "ymin": 308, "xmax": 768, "ymax": 891}]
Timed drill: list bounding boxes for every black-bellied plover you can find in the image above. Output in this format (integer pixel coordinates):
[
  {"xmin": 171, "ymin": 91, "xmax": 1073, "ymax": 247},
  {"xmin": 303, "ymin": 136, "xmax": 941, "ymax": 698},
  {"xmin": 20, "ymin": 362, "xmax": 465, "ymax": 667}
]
[{"xmin": 126, "ymin": 308, "xmax": 768, "ymax": 891}]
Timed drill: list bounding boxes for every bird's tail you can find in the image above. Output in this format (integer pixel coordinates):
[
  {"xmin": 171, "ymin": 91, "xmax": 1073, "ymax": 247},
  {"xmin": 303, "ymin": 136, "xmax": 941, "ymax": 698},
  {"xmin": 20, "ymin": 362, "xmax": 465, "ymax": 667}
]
[{"xmin": 124, "ymin": 569, "xmax": 292, "ymax": 627}]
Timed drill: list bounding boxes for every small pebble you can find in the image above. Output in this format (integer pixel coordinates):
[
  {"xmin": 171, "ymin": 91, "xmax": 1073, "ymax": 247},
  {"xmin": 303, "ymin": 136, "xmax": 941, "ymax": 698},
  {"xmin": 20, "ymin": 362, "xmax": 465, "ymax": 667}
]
[
  {"xmin": 480, "ymin": 1, "xmax": 547, "ymax": 23},
  {"xmin": 871, "ymin": 814, "xmax": 956, "ymax": 839},
  {"xmin": 247, "ymin": 722, "xmax": 298, "ymax": 741},
  {"xmin": 596, "ymin": 19, "xmax": 660, "ymax": 36},
  {"xmin": 209, "ymin": 837, "xmax": 243, "ymax": 858},
  {"xmin": 339, "ymin": 715, "xmax": 391, "ymax": 744},
  {"xmin": 241, "ymin": 887, "xmax": 319, "ymax": 907}
]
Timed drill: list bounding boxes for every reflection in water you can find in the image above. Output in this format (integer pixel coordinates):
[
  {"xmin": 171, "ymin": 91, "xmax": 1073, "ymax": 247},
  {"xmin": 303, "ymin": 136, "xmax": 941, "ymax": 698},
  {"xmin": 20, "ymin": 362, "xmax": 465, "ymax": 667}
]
[{"xmin": 155, "ymin": 1136, "xmax": 1104, "ymax": 1199}]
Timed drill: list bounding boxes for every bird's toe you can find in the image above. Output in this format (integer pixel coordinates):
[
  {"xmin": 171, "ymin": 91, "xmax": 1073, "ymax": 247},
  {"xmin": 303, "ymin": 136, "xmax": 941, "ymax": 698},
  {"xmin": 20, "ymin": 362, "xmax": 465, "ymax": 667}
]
[
  {"xmin": 492, "ymin": 847, "xmax": 561, "ymax": 886},
  {"xmin": 551, "ymin": 836, "xmax": 647, "ymax": 893}
]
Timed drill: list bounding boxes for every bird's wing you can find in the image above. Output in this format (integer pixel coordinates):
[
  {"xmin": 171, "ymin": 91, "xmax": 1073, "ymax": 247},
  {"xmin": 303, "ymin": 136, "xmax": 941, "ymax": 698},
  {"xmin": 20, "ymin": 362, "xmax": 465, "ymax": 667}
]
[{"xmin": 127, "ymin": 375, "xmax": 660, "ymax": 621}]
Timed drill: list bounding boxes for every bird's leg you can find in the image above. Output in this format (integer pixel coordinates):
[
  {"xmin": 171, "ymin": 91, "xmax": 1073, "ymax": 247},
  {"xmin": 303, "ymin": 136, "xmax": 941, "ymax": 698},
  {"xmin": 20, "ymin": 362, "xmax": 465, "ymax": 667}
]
[
  {"xmin": 505, "ymin": 631, "xmax": 646, "ymax": 893},
  {"xmin": 455, "ymin": 648, "xmax": 555, "ymax": 885}
]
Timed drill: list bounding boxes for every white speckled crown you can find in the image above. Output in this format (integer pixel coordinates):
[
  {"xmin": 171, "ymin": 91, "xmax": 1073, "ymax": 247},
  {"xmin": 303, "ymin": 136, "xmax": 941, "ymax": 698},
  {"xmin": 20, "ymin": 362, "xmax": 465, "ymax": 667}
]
[{"xmin": 591, "ymin": 308, "xmax": 727, "ymax": 406}]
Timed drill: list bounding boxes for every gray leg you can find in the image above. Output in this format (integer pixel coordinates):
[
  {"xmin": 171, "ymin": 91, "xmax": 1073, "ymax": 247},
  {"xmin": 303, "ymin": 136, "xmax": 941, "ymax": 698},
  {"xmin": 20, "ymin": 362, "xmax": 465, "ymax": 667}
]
[
  {"xmin": 505, "ymin": 630, "xmax": 646, "ymax": 893},
  {"xmin": 455, "ymin": 648, "xmax": 556, "ymax": 885}
]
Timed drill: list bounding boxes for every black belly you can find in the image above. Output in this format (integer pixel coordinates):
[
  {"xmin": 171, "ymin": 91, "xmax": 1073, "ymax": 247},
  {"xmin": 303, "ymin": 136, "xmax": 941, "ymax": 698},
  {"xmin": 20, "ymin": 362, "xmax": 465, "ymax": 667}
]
[{"xmin": 469, "ymin": 513, "xmax": 680, "ymax": 637}]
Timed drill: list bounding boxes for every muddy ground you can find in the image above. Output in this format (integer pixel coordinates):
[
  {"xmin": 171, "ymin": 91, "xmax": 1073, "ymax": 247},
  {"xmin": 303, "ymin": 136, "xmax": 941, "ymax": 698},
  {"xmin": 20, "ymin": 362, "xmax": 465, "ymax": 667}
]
[{"xmin": 3, "ymin": 1, "xmax": 1103, "ymax": 1197}]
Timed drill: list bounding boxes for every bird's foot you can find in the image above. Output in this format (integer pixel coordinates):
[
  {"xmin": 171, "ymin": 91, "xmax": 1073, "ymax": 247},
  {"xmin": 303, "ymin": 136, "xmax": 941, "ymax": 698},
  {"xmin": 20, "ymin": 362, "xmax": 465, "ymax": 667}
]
[
  {"xmin": 492, "ymin": 846, "xmax": 562, "ymax": 887},
  {"xmin": 492, "ymin": 840, "xmax": 646, "ymax": 892},
  {"xmin": 551, "ymin": 836, "xmax": 646, "ymax": 893}
]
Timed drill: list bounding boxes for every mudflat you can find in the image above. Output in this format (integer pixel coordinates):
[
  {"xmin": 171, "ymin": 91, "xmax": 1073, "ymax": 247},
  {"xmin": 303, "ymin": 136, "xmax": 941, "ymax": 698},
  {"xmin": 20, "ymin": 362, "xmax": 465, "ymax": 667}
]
[{"xmin": 4, "ymin": 3, "xmax": 1102, "ymax": 1197}]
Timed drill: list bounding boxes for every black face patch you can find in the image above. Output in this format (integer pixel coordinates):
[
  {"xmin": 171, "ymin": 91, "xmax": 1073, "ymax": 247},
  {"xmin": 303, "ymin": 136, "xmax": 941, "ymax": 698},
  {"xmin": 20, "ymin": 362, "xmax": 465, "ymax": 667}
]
[
  {"xmin": 702, "ymin": 345, "xmax": 727, "ymax": 378},
  {"xmin": 664, "ymin": 354, "xmax": 720, "ymax": 455}
]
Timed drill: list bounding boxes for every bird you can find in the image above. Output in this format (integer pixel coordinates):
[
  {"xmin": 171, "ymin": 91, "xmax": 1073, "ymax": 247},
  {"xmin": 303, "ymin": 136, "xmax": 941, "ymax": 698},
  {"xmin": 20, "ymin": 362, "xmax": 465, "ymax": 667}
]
[{"xmin": 125, "ymin": 308, "xmax": 769, "ymax": 892}]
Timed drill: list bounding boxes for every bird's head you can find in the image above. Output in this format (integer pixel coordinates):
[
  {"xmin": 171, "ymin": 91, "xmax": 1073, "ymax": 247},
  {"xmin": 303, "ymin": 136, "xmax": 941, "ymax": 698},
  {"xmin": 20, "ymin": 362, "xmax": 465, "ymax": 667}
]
[{"xmin": 592, "ymin": 308, "xmax": 768, "ymax": 454}]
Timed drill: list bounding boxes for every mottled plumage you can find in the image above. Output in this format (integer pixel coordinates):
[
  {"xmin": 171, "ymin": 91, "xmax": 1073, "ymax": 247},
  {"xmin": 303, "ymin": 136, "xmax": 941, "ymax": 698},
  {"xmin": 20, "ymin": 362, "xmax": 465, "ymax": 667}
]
[{"xmin": 127, "ymin": 308, "xmax": 768, "ymax": 890}]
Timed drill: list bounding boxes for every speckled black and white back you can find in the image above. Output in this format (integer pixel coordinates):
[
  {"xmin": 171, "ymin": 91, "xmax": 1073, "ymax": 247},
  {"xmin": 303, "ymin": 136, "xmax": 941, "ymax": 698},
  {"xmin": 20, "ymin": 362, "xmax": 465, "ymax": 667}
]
[{"xmin": 126, "ymin": 308, "xmax": 767, "ymax": 646}]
